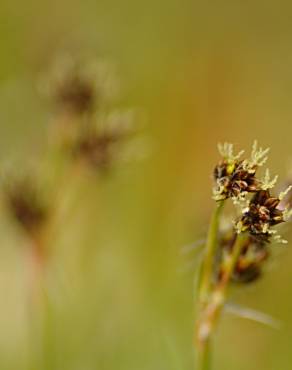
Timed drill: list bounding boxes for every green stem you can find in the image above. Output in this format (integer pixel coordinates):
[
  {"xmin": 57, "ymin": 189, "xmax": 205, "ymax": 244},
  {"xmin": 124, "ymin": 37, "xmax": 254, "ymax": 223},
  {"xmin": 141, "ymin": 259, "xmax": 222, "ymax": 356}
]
[
  {"xmin": 198, "ymin": 201, "xmax": 224, "ymax": 305},
  {"xmin": 196, "ymin": 339, "xmax": 211, "ymax": 370},
  {"xmin": 195, "ymin": 201, "xmax": 224, "ymax": 370},
  {"xmin": 196, "ymin": 233, "xmax": 246, "ymax": 370},
  {"xmin": 219, "ymin": 232, "xmax": 245, "ymax": 286}
]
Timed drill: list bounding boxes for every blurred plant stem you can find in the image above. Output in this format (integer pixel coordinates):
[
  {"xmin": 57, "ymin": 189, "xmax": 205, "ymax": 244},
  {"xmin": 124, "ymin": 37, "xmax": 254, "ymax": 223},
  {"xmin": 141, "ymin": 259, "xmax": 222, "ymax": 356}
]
[
  {"xmin": 196, "ymin": 339, "xmax": 211, "ymax": 370},
  {"xmin": 195, "ymin": 232, "xmax": 246, "ymax": 370},
  {"xmin": 25, "ymin": 141, "xmax": 98, "ymax": 369},
  {"xmin": 198, "ymin": 201, "xmax": 224, "ymax": 306},
  {"xmin": 25, "ymin": 162, "xmax": 76, "ymax": 369},
  {"xmin": 26, "ymin": 235, "xmax": 54, "ymax": 370}
]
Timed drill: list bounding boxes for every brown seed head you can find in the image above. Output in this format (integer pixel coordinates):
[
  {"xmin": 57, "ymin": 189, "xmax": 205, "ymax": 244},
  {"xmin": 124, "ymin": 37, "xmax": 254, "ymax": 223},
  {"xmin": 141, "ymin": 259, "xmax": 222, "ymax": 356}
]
[
  {"xmin": 240, "ymin": 190, "xmax": 284, "ymax": 237},
  {"xmin": 73, "ymin": 133, "xmax": 116, "ymax": 170},
  {"xmin": 55, "ymin": 73, "xmax": 95, "ymax": 115},
  {"xmin": 3, "ymin": 178, "xmax": 48, "ymax": 237},
  {"xmin": 213, "ymin": 159, "xmax": 261, "ymax": 201}
]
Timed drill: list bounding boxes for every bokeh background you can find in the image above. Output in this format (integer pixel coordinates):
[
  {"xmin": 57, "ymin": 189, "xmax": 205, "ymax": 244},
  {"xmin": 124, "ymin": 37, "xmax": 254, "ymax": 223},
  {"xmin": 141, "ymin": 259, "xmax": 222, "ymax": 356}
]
[{"xmin": 0, "ymin": 1, "xmax": 292, "ymax": 370}]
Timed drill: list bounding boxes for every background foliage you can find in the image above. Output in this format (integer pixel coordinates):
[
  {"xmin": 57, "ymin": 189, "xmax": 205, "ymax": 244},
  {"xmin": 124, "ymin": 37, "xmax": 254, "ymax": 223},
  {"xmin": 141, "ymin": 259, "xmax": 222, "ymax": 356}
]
[{"xmin": 0, "ymin": 1, "xmax": 292, "ymax": 369}]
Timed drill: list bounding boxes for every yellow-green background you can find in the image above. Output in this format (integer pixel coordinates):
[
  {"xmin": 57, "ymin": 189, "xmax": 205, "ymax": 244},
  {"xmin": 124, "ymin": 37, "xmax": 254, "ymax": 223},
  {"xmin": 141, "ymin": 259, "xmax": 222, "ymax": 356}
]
[{"xmin": 0, "ymin": 1, "xmax": 292, "ymax": 369}]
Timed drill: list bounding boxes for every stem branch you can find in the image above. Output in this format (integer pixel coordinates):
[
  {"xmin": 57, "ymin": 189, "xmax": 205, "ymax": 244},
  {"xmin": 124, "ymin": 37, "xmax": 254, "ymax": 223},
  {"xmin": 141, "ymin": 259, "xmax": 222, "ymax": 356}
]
[
  {"xmin": 198, "ymin": 201, "xmax": 224, "ymax": 306},
  {"xmin": 196, "ymin": 233, "xmax": 246, "ymax": 370}
]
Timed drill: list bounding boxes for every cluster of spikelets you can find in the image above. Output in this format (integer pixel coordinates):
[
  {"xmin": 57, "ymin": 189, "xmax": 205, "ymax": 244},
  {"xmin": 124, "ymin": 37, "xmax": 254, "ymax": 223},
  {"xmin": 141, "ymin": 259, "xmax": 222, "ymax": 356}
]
[
  {"xmin": 195, "ymin": 141, "xmax": 292, "ymax": 363},
  {"xmin": 1, "ymin": 55, "xmax": 136, "ymax": 246},
  {"xmin": 213, "ymin": 141, "xmax": 292, "ymax": 283},
  {"xmin": 44, "ymin": 55, "xmax": 136, "ymax": 171}
]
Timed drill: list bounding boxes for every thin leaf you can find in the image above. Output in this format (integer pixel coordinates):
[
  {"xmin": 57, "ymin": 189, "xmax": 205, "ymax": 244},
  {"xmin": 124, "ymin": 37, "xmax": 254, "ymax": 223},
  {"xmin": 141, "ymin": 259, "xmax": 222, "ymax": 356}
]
[
  {"xmin": 180, "ymin": 239, "xmax": 206, "ymax": 255},
  {"xmin": 224, "ymin": 302, "xmax": 282, "ymax": 329}
]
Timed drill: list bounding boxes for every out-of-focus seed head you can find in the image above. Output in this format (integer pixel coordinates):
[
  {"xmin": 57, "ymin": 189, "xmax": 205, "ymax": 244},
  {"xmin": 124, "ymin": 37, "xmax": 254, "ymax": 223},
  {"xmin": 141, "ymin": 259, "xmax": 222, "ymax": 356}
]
[
  {"xmin": 73, "ymin": 131, "xmax": 120, "ymax": 171},
  {"xmin": 234, "ymin": 244, "xmax": 268, "ymax": 283},
  {"xmin": 218, "ymin": 230, "xmax": 269, "ymax": 284},
  {"xmin": 55, "ymin": 73, "xmax": 95, "ymax": 115},
  {"xmin": 43, "ymin": 55, "xmax": 118, "ymax": 117},
  {"xmin": 71, "ymin": 111, "xmax": 134, "ymax": 172},
  {"xmin": 2, "ymin": 176, "xmax": 48, "ymax": 238}
]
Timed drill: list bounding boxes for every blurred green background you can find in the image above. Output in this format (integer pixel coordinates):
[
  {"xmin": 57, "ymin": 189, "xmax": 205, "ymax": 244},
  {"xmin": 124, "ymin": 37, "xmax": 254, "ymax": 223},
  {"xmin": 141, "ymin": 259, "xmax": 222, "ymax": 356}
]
[{"xmin": 0, "ymin": 1, "xmax": 292, "ymax": 370}]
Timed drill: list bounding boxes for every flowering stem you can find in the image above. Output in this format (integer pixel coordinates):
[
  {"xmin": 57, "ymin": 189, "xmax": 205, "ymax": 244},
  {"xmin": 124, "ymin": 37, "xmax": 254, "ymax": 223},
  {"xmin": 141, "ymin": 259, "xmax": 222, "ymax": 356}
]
[
  {"xmin": 194, "ymin": 201, "xmax": 224, "ymax": 370},
  {"xmin": 198, "ymin": 201, "xmax": 224, "ymax": 306},
  {"xmin": 196, "ymin": 233, "xmax": 246, "ymax": 370}
]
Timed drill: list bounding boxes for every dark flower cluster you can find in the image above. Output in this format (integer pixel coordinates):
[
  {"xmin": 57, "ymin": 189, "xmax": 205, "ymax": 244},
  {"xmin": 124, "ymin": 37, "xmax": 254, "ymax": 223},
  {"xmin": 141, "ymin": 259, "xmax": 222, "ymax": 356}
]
[
  {"xmin": 3, "ymin": 177, "xmax": 48, "ymax": 238},
  {"xmin": 47, "ymin": 57, "xmax": 104, "ymax": 117},
  {"xmin": 214, "ymin": 142, "xmax": 292, "ymax": 284},
  {"xmin": 72, "ymin": 128, "xmax": 128, "ymax": 171},
  {"xmin": 218, "ymin": 188, "xmax": 291, "ymax": 284},
  {"xmin": 55, "ymin": 73, "xmax": 95, "ymax": 115},
  {"xmin": 213, "ymin": 159, "xmax": 261, "ymax": 201},
  {"xmin": 238, "ymin": 190, "xmax": 284, "ymax": 236},
  {"xmin": 45, "ymin": 56, "xmax": 135, "ymax": 174},
  {"xmin": 213, "ymin": 142, "xmax": 269, "ymax": 203}
]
